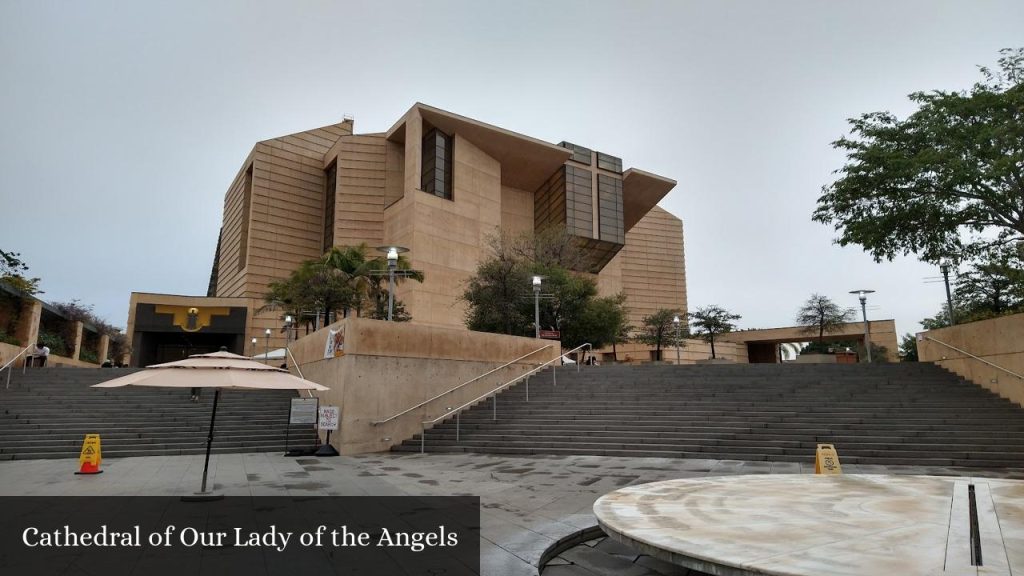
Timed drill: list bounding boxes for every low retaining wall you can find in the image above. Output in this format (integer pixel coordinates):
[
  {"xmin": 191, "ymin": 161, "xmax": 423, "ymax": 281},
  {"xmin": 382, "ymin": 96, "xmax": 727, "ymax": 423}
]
[
  {"xmin": 289, "ymin": 318, "xmax": 560, "ymax": 454},
  {"xmin": 918, "ymin": 313, "xmax": 1024, "ymax": 406}
]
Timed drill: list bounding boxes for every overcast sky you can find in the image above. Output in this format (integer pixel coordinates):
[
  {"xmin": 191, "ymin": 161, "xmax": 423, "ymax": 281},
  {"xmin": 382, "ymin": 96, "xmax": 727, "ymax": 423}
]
[{"xmin": 1, "ymin": 0, "xmax": 1021, "ymax": 337}]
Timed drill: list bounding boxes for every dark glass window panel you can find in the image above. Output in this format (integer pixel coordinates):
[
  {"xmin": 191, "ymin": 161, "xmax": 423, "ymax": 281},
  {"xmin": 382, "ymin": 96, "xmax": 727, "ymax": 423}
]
[
  {"xmin": 323, "ymin": 162, "xmax": 337, "ymax": 252},
  {"xmin": 559, "ymin": 141, "xmax": 593, "ymax": 165},
  {"xmin": 596, "ymin": 152, "xmax": 623, "ymax": 173},
  {"xmin": 421, "ymin": 127, "xmax": 453, "ymax": 200}
]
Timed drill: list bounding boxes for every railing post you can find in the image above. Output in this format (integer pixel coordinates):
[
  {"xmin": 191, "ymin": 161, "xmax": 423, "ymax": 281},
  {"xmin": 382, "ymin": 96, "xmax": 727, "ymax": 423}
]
[
  {"xmin": 456, "ymin": 411, "xmax": 460, "ymax": 443},
  {"xmin": 526, "ymin": 376, "xmax": 529, "ymax": 402},
  {"xmin": 553, "ymin": 365, "xmax": 557, "ymax": 387},
  {"xmin": 5, "ymin": 367, "xmax": 10, "ymax": 390},
  {"xmin": 492, "ymin": 394, "xmax": 496, "ymax": 420},
  {"xmin": 420, "ymin": 424, "xmax": 425, "ymax": 454}
]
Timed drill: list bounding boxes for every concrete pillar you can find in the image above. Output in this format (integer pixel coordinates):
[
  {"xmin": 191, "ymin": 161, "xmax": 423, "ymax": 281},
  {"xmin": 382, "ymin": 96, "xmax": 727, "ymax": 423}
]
[
  {"xmin": 71, "ymin": 321, "xmax": 84, "ymax": 361},
  {"xmin": 97, "ymin": 334, "xmax": 110, "ymax": 364},
  {"xmin": 14, "ymin": 299, "xmax": 41, "ymax": 348}
]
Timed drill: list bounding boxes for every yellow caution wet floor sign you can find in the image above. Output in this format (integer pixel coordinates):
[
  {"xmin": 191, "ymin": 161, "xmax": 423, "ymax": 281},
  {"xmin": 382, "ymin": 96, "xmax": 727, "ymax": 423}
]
[
  {"xmin": 76, "ymin": 434, "xmax": 103, "ymax": 475},
  {"xmin": 814, "ymin": 444, "xmax": 842, "ymax": 474}
]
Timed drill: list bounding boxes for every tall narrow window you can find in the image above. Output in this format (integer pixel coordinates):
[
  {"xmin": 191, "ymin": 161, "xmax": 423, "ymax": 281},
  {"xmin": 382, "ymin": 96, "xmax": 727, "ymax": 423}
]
[
  {"xmin": 237, "ymin": 164, "xmax": 253, "ymax": 272},
  {"xmin": 421, "ymin": 128, "xmax": 453, "ymax": 200},
  {"xmin": 323, "ymin": 161, "xmax": 337, "ymax": 251}
]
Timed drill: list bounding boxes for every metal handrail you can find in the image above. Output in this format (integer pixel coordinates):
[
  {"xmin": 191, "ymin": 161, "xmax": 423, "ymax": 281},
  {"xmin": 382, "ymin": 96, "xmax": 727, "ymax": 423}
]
[
  {"xmin": 372, "ymin": 343, "xmax": 554, "ymax": 426},
  {"xmin": 285, "ymin": 346, "xmax": 315, "ymax": 398},
  {"xmin": 3, "ymin": 345, "xmax": 32, "ymax": 390},
  {"xmin": 419, "ymin": 343, "xmax": 592, "ymax": 453},
  {"xmin": 923, "ymin": 335, "xmax": 1024, "ymax": 380}
]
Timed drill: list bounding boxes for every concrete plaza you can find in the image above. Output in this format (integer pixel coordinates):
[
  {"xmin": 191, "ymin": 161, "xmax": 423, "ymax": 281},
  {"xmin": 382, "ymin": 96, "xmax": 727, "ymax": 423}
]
[{"xmin": 2, "ymin": 452, "xmax": 1023, "ymax": 575}]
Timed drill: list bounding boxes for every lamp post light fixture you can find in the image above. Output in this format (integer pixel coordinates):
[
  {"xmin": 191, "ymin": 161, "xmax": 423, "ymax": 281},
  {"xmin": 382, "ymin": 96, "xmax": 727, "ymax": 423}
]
[
  {"xmin": 250, "ymin": 337, "xmax": 257, "ymax": 358},
  {"xmin": 672, "ymin": 315, "xmax": 681, "ymax": 364},
  {"xmin": 264, "ymin": 328, "xmax": 271, "ymax": 365},
  {"xmin": 939, "ymin": 262, "xmax": 956, "ymax": 326},
  {"xmin": 284, "ymin": 315, "xmax": 294, "ymax": 345},
  {"xmin": 849, "ymin": 289, "xmax": 876, "ymax": 363},
  {"xmin": 375, "ymin": 245, "xmax": 409, "ymax": 322},
  {"xmin": 536, "ymin": 272, "xmax": 544, "ymax": 336}
]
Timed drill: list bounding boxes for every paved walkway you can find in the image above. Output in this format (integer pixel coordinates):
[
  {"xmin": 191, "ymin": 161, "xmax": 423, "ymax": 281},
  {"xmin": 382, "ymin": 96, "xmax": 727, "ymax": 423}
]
[{"xmin": 2, "ymin": 452, "xmax": 1022, "ymax": 575}]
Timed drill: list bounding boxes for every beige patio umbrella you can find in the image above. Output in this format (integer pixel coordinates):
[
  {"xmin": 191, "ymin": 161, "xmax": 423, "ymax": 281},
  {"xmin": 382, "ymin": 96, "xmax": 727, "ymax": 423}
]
[{"xmin": 93, "ymin": 349, "xmax": 329, "ymax": 498}]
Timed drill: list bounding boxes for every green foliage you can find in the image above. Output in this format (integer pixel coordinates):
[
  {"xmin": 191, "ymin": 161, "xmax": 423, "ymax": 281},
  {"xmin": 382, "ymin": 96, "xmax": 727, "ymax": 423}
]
[
  {"xmin": 0, "ymin": 331, "xmax": 20, "ymax": 346},
  {"xmin": 564, "ymin": 293, "xmax": 629, "ymax": 352},
  {"xmin": 79, "ymin": 349, "xmax": 99, "ymax": 364},
  {"xmin": 899, "ymin": 333, "xmax": 919, "ymax": 362},
  {"xmin": 814, "ymin": 48, "xmax": 1024, "ymax": 264},
  {"xmin": 634, "ymin": 309, "xmax": 686, "ymax": 360},
  {"xmin": 796, "ymin": 294, "xmax": 855, "ymax": 344},
  {"xmin": 919, "ymin": 248, "xmax": 1024, "ymax": 329},
  {"xmin": 265, "ymin": 244, "xmax": 423, "ymax": 326},
  {"xmin": 37, "ymin": 331, "xmax": 67, "ymax": 357},
  {"xmin": 461, "ymin": 229, "xmax": 628, "ymax": 349},
  {"xmin": 0, "ymin": 249, "xmax": 42, "ymax": 295},
  {"xmin": 688, "ymin": 305, "xmax": 741, "ymax": 359}
]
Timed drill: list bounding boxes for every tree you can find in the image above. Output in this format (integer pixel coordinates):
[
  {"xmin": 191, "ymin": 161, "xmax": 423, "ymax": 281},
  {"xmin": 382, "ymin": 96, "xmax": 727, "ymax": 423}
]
[
  {"xmin": 264, "ymin": 258, "xmax": 354, "ymax": 327},
  {"xmin": 634, "ymin": 309, "xmax": 685, "ymax": 361},
  {"xmin": 462, "ymin": 229, "xmax": 628, "ymax": 349},
  {"xmin": 953, "ymin": 248, "xmax": 1024, "ymax": 320},
  {"xmin": 813, "ymin": 48, "xmax": 1024, "ymax": 264},
  {"xmin": 688, "ymin": 305, "xmax": 741, "ymax": 359},
  {"xmin": 565, "ymin": 293, "xmax": 629, "ymax": 352},
  {"xmin": 264, "ymin": 244, "xmax": 424, "ymax": 327},
  {"xmin": 899, "ymin": 333, "xmax": 919, "ymax": 362},
  {"xmin": 796, "ymin": 294, "xmax": 855, "ymax": 347},
  {"xmin": 0, "ymin": 248, "xmax": 42, "ymax": 295}
]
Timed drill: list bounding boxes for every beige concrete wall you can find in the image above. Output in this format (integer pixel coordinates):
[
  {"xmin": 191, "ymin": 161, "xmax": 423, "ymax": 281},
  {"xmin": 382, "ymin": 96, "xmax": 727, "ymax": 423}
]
[
  {"xmin": 326, "ymin": 134, "xmax": 387, "ymax": 248},
  {"xmin": 397, "ymin": 133, "xmax": 503, "ymax": 327},
  {"xmin": 918, "ymin": 313, "xmax": 1024, "ymax": 406},
  {"xmin": 287, "ymin": 317, "xmax": 559, "ymax": 454},
  {"xmin": 213, "ymin": 121, "xmax": 353, "ymax": 351},
  {"xmin": 0, "ymin": 341, "xmax": 26, "ymax": 369},
  {"xmin": 601, "ymin": 206, "xmax": 687, "ymax": 330},
  {"xmin": 597, "ymin": 338, "xmax": 748, "ymax": 364},
  {"xmin": 720, "ymin": 320, "xmax": 899, "ymax": 361}
]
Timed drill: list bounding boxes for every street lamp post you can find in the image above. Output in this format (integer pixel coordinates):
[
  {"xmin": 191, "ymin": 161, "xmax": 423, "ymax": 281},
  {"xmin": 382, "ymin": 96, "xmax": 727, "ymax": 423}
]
[
  {"xmin": 386, "ymin": 248, "xmax": 397, "ymax": 321},
  {"xmin": 250, "ymin": 337, "xmax": 257, "ymax": 358},
  {"xmin": 672, "ymin": 315, "xmax": 681, "ymax": 364},
  {"xmin": 849, "ymin": 290, "xmax": 875, "ymax": 363},
  {"xmin": 532, "ymin": 276, "xmax": 542, "ymax": 339},
  {"xmin": 940, "ymin": 262, "xmax": 956, "ymax": 326},
  {"xmin": 375, "ymin": 245, "xmax": 409, "ymax": 322},
  {"xmin": 284, "ymin": 315, "xmax": 293, "ymax": 346},
  {"xmin": 264, "ymin": 328, "xmax": 271, "ymax": 365}
]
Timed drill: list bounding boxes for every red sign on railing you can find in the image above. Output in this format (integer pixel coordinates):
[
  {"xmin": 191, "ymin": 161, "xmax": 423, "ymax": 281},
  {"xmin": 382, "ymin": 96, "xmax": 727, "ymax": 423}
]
[{"xmin": 539, "ymin": 330, "xmax": 560, "ymax": 339}]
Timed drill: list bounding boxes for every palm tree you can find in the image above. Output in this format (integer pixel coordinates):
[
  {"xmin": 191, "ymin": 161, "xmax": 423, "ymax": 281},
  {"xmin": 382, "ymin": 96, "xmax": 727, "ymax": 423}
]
[{"xmin": 363, "ymin": 252, "xmax": 424, "ymax": 320}]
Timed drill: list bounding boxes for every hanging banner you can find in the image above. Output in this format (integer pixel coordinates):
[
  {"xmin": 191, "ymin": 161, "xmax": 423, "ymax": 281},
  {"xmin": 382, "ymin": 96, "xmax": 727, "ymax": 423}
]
[{"xmin": 323, "ymin": 326, "xmax": 346, "ymax": 359}]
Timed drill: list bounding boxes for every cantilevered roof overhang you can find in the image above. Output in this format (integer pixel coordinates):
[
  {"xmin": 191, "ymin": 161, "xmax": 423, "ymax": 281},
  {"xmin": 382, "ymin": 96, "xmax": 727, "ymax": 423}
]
[
  {"xmin": 387, "ymin": 103, "xmax": 572, "ymax": 191},
  {"xmin": 623, "ymin": 168, "xmax": 677, "ymax": 231},
  {"xmin": 387, "ymin": 103, "xmax": 678, "ymax": 226}
]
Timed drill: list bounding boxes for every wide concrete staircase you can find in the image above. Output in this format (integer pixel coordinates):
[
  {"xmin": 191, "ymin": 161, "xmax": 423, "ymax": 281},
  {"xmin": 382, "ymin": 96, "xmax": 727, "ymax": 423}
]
[
  {"xmin": 0, "ymin": 368, "xmax": 317, "ymax": 460},
  {"xmin": 396, "ymin": 362, "xmax": 1024, "ymax": 469}
]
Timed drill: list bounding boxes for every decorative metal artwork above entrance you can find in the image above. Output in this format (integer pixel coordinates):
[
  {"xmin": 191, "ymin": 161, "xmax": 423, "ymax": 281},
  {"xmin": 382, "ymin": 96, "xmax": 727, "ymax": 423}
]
[{"xmin": 154, "ymin": 305, "xmax": 232, "ymax": 333}]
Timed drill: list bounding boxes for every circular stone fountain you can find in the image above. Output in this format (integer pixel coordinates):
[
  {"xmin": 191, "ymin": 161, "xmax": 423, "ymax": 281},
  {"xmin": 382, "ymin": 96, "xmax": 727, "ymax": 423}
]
[{"xmin": 594, "ymin": 474, "xmax": 1024, "ymax": 576}]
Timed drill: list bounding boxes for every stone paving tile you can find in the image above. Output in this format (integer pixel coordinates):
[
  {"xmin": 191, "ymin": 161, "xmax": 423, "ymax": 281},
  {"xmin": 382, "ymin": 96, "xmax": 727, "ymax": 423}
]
[{"xmin": 2, "ymin": 451, "xmax": 1022, "ymax": 575}]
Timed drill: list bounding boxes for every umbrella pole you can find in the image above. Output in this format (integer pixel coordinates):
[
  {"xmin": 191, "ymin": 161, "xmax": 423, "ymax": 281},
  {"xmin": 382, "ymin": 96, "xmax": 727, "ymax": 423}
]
[{"xmin": 199, "ymin": 389, "xmax": 220, "ymax": 494}]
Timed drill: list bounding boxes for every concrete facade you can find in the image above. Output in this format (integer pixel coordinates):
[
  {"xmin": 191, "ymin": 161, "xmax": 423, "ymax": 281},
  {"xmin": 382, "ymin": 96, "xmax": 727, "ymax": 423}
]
[
  {"xmin": 195, "ymin": 103, "xmax": 684, "ymax": 352},
  {"xmin": 286, "ymin": 317, "xmax": 561, "ymax": 454},
  {"xmin": 720, "ymin": 320, "xmax": 900, "ymax": 363},
  {"xmin": 918, "ymin": 312, "xmax": 1024, "ymax": 406}
]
